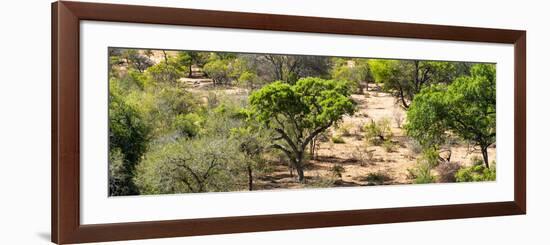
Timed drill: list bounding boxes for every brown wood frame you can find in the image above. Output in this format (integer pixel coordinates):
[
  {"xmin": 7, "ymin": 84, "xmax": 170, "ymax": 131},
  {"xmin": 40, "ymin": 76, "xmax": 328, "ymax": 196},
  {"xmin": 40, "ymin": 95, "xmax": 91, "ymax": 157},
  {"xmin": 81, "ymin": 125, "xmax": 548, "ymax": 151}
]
[{"xmin": 52, "ymin": 1, "xmax": 526, "ymax": 244}]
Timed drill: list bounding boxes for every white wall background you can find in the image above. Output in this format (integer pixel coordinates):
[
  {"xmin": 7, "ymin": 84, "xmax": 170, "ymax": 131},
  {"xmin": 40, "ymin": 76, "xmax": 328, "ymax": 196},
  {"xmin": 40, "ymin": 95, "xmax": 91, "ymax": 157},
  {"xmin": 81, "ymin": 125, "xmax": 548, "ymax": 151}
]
[{"xmin": 0, "ymin": 0, "xmax": 547, "ymax": 244}]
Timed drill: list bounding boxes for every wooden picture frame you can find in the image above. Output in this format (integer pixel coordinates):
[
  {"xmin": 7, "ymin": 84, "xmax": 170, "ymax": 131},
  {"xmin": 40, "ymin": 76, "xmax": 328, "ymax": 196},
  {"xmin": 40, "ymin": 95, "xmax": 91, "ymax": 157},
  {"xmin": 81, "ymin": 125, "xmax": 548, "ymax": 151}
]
[{"xmin": 51, "ymin": 1, "xmax": 526, "ymax": 244}]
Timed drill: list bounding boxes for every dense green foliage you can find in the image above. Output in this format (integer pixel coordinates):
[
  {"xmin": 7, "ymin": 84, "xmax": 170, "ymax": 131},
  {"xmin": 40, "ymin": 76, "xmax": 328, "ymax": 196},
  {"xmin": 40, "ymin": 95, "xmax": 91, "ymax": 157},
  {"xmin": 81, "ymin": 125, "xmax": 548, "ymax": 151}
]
[
  {"xmin": 369, "ymin": 59, "xmax": 469, "ymax": 108},
  {"xmin": 455, "ymin": 158, "xmax": 496, "ymax": 182},
  {"xmin": 135, "ymin": 136, "xmax": 241, "ymax": 194},
  {"xmin": 406, "ymin": 64, "xmax": 496, "ymax": 167},
  {"xmin": 249, "ymin": 77, "xmax": 356, "ymax": 182},
  {"xmin": 331, "ymin": 58, "xmax": 371, "ymax": 93},
  {"xmin": 108, "ymin": 83, "xmax": 151, "ymax": 195}
]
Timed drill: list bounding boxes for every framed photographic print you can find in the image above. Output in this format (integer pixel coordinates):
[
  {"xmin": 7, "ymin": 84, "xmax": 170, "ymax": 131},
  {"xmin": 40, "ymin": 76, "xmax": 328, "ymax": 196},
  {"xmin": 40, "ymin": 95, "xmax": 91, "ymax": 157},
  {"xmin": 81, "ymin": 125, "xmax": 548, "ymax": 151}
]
[{"xmin": 51, "ymin": 1, "xmax": 526, "ymax": 244}]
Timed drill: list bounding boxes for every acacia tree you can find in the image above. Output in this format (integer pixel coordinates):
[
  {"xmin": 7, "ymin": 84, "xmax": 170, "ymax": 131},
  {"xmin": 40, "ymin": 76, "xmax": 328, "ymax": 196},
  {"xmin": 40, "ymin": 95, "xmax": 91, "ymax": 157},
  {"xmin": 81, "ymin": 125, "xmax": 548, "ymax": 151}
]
[
  {"xmin": 175, "ymin": 51, "xmax": 208, "ymax": 78},
  {"xmin": 120, "ymin": 49, "xmax": 154, "ymax": 73},
  {"xmin": 258, "ymin": 55, "xmax": 331, "ymax": 84},
  {"xmin": 230, "ymin": 126, "xmax": 270, "ymax": 191},
  {"xmin": 249, "ymin": 77, "xmax": 356, "ymax": 182},
  {"xmin": 406, "ymin": 64, "xmax": 496, "ymax": 167},
  {"xmin": 134, "ymin": 136, "xmax": 241, "ymax": 194},
  {"xmin": 369, "ymin": 59, "xmax": 462, "ymax": 108}
]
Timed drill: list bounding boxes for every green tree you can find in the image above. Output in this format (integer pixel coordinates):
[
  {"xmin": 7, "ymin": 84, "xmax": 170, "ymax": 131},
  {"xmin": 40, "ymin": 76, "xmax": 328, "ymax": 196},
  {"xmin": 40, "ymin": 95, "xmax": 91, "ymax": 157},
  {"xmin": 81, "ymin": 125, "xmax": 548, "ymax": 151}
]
[
  {"xmin": 331, "ymin": 58, "xmax": 371, "ymax": 93},
  {"xmin": 134, "ymin": 136, "xmax": 242, "ymax": 194},
  {"xmin": 406, "ymin": 64, "xmax": 496, "ymax": 167},
  {"xmin": 238, "ymin": 71, "xmax": 259, "ymax": 90},
  {"xmin": 174, "ymin": 51, "xmax": 209, "ymax": 78},
  {"xmin": 146, "ymin": 59, "xmax": 182, "ymax": 84},
  {"xmin": 109, "ymin": 85, "xmax": 151, "ymax": 195},
  {"xmin": 259, "ymin": 55, "xmax": 331, "ymax": 84},
  {"xmin": 119, "ymin": 49, "xmax": 154, "ymax": 73},
  {"xmin": 203, "ymin": 56, "xmax": 231, "ymax": 86},
  {"xmin": 249, "ymin": 77, "xmax": 356, "ymax": 182},
  {"xmin": 369, "ymin": 59, "xmax": 464, "ymax": 108},
  {"xmin": 230, "ymin": 126, "xmax": 270, "ymax": 191}
]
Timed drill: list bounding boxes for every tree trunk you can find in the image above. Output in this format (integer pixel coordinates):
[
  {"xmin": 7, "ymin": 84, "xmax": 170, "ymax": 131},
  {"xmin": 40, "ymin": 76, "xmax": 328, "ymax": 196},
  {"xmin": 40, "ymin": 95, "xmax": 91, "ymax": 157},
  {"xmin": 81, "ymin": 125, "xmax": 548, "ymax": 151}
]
[
  {"xmin": 397, "ymin": 85, "xmax": 410, "ymax": 109},
  {"xmin": 247, "ymin": 165, "xmax": 253, "ymax": 191},
  {"xmin": 162, "ymin": 50, "xmax": 168, "ymax": 64},
  {"xmin": 296, "ymin": 167, "xmax": 305, "ymax": 183},
  {"xmin": 309, "ymin": 137, "xmax": 316, "ymax": 160},
  {"xmin": 295, "ymin": 151, "xmax": 305, "ymax": 183},
  {"xmin": 188, "ymin": 65, "xmax": 193, "ymax": 78},
  {"xmin": 481, "ymin": 146, "xmax": 490, "ymax": 168}
]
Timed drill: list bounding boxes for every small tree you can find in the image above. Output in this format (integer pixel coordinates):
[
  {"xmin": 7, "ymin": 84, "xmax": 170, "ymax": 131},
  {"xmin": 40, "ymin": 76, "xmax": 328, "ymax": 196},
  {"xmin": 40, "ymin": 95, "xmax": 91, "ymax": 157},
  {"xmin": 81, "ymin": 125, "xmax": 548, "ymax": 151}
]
[
  {"xmin": 120, "ymin": 49, "xmax": 154, "ymax": 73},
  {"xmin": 203, "ymin": 58, "xmax": 231, "ymax": 85},
  {"xmin": 406, "ymin": 64, "xmax": 496, "ymax": 167},
  {"xmin": 134, "ymin": 136, "xmax": 241, "ymax": 194},
  {"xmin": 249, "ymin": 77, "xmax": 356, "ymax": 182},
  {"xmin": 369, "ymin": 59, "xmax": 463, "ymax": 109},
  {"xmin": 331, "ymin": 58, "xmax": 371, "ymax": 93},
  {"xmin": 230, "ymin": 126, "xmax": 270, "ymax": 191}
]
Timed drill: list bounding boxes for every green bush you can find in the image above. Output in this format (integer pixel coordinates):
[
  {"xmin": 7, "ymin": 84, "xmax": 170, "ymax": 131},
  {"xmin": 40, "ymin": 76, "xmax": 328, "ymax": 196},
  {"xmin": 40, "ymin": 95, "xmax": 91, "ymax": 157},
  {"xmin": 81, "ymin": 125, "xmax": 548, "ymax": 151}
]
[
  {"xmin": 455, "ymin": 161, "xmax": 496, "ymax": 182},
  {"xmin": 173, "ymin": 113, "xmax": 202, "ymax": 138},
  {"xmin": 134, "ymin": 136, "xmax": 243, "ymax": 194},
  {"xmin": 382, "ymin": 140, "xmax": 394, "ymax": 152},
  {"xmin": 146, "ymin": 59, "xmax": 183, "ymax": 84},
  {"xmin": 364, "ymin": 118, "xmax": 393, "ymax": 146},
  {"xmin": 365, "ymin": 172, "xmax": 388, "ymax": 185},
  {"xmin": 421, "ymin": 148, "xmax": 440, "ymax": 168},
  {"xmin": 406, "ymin": 149, "xmax": 439, "ymax": 184},
  {"xmin": 337, "ymin": 123, "xmax": 353, "ymax": 136},
  {"xmin": 412, "ymin": 163, "xmax": 436, "ymax": 184},
  {"xmin": 331, "ymin": 135, "xmax": 345, "ymax": 144},
  {"xmin": 109, "ymin": 88, "xmax": 151, "ymax": 175}
]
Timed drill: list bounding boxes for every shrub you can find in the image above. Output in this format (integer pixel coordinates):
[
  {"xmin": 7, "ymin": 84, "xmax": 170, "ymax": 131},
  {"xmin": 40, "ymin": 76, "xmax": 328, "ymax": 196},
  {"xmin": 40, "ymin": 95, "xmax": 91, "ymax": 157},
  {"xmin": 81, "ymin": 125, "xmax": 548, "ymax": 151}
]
[
  {"xmin": 337, "ymin": 123, "xmax": 353, "ymax": 136},
  {"xmin": 412, "ymin": 163, "xmax": 436, "ymax": 184},
  {"xmin": 421, "ymin": 148, "xmax": 440, "ymax": 168},
  {"xmin": 331, "ymin": 135, "xmax": 345, "ymax": 144},
  {"xmin": 407, "ymin": 149, "xmax": 439, "ymax": 184},
  {"xmin": 109, "ymin": 148, "xmax": 139, "ymax": 196},
  {"xmin": 146, "ymin": 59, "xmax": 183, "ymax": 84},
  {"xmin": 364, "ymin": 118, "xmax": 393, "ymax": 146},
  {"xmin": 134, "ymin": 136, "xmax": 243, "ymax": 194},
  {"xmin": 330, "ymin": 165, "xmax": 346, "ymax": 178},
  {"xmin": 365, "ymin": 171, "xmax": 388, "ymax": 185},
  {"xmin": 455, "ymin": 161, "xmax": 496, "ymax": 182},
  {"xmin": 382, "ymin": 140, "xmax": 395, "ymax": 152},
  {"xmin": 173, "ymin": 113, "xmax": 202, "ymax": 138}
]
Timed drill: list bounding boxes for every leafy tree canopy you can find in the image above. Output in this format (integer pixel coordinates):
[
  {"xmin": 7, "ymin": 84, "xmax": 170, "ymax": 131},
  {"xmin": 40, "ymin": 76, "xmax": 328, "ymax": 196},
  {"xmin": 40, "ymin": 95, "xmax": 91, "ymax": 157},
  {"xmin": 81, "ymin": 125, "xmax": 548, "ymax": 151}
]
[
  {"xmin": 406, "ymin": 64, "xmax": 496, "ymax": 167},
  {"xmin": 248, "ymin": 77, "xmax": 356, "ymax": 181}
]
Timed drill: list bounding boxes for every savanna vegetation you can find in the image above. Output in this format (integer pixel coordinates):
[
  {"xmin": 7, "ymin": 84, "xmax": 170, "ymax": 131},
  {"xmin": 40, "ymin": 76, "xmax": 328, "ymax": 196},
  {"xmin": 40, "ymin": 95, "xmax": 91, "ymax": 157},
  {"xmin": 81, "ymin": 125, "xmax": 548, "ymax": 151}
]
[{"xmin": 108, "ymin": 48, "xmax": 496, "ymax": 196}]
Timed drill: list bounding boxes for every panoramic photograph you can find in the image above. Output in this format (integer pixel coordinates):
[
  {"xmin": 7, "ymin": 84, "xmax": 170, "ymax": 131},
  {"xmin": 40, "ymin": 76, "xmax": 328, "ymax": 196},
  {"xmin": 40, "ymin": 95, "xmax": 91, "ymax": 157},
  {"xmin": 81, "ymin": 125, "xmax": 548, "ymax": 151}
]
[{"xmin": 108, "ymin": 48, "xmax": 496, "ymax": 196}]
